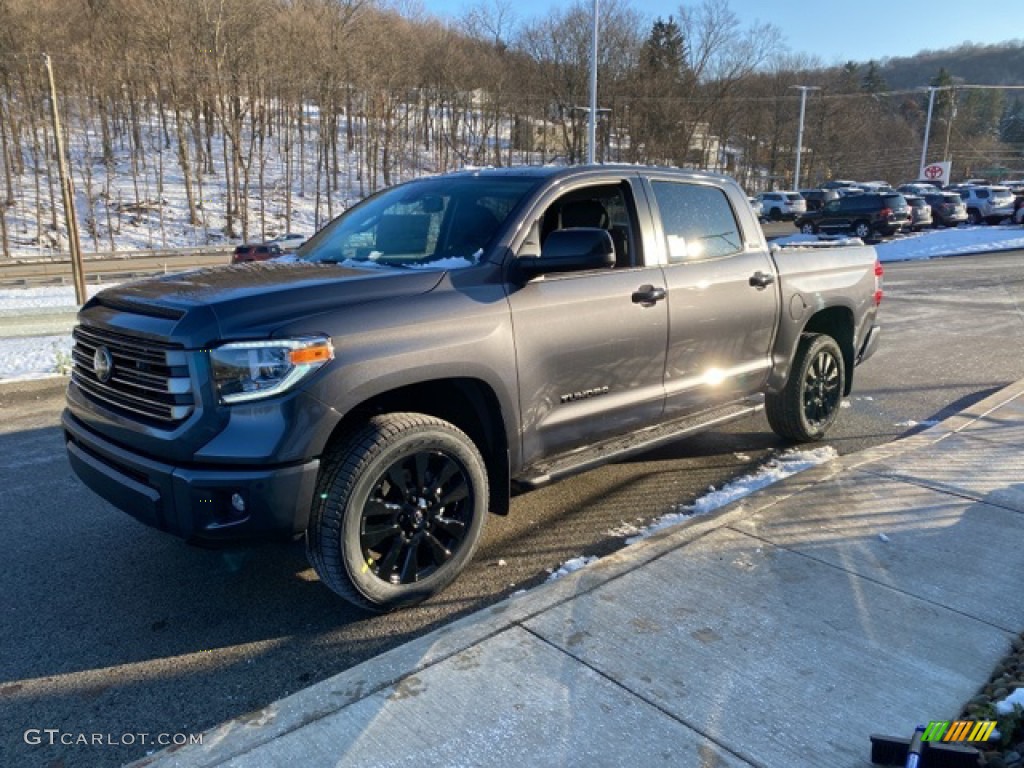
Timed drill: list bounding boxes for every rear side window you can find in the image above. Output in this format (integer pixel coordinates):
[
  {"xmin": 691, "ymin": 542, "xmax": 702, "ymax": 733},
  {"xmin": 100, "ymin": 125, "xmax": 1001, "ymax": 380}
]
[
  {"xmin": 652, "ymin": 181, "xmax": 742, "ymax": 263},
  {"xmin": 785, "ymin": 193, "xmax": 803, "ymax": 202},
  {"xmin": 881, "ymin": 194, "xmax": 905, "ymax": 208}
]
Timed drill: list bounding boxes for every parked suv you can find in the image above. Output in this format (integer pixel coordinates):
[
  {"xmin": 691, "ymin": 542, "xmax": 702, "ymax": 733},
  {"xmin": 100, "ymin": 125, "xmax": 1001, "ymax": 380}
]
[
  {"xmin": 799, "ymin": 188, "xmax": 839, "ymax": 212},
  {"xmin": 757, "ymin": 191, "xmax": 807, "ymax": 220},
  {"xmin": 955, "ymin": 186, "xmax": 1016, "ymax": 225},
  {"xmin": 795, "ymin": 192, "xmax": 910, "ymax": 239},
  {"xmin": 904, "ymin": 195, "xmax": 933, "ymax": 231},
  {"xmin": 924, "ymin": 192, "xmax": 968, "ymax": 228}
]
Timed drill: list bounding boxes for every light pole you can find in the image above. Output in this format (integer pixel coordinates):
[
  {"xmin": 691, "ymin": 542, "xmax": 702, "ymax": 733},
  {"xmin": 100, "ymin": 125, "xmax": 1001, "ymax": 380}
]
[
  {"xmin": 790, "ymin": 85, "xmax": 819, "ymax": 190},
  {"xmin": 919, "ymin": 85, "xmax": 954, "ymax": 178},
  {"xmin": 587, "ymin": 0, "xmax": 598, "ymax": 164},
  {"xmin": 919, "ymin": 86, "xmax": 938, "ymax": 179}
]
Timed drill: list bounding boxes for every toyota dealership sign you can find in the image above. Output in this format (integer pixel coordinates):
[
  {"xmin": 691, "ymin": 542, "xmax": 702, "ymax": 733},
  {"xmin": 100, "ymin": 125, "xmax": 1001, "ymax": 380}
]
[{"xmin": 921, "ymin": 161, "xmax": 951, "ymax": 185}]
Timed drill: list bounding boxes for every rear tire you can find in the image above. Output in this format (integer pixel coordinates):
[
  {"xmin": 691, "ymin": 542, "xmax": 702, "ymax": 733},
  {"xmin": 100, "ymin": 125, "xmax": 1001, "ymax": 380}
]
[
  {"xmin": 766, "ymin": 333, "xmax": 845, "ymax": 442},
  {"xmin": 307, "ymin": 413, "xmax": 489, "ymax": 612},
  {"xmin": 852, "ymin": 221, "xmax": 871, "ymax": 239}
]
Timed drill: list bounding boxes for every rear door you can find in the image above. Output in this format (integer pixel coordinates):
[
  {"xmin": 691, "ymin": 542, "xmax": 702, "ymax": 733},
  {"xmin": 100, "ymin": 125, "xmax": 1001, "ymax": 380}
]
[
  {"xmin": 817, "ymin": 198, "xmax": 852, "ymax": 234},
  {"xmin": 644, "ymin": 176, "xmax": 780, "ymax": 418}
]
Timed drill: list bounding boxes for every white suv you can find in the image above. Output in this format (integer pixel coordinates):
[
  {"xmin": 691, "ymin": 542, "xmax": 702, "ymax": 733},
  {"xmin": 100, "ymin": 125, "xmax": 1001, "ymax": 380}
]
[
  {"xmin": 955, "ymin": 186, "xmax": 1016, "ymax": 225},
  {"xmin": 756, "ymin": 191, "xmax": 807, "ymax": 221}
]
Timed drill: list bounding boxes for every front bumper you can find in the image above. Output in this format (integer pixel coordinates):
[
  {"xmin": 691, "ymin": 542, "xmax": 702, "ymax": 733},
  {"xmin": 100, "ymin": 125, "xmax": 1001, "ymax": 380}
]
[{"xmin": 63, "ymin": 410, "xmax": 320, "ymax": 542}]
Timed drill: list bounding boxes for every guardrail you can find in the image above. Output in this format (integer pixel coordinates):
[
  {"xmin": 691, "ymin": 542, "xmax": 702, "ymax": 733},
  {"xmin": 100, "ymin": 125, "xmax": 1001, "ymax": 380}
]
[{"xmin": 0, "ymin": 248, "xmax": 232, "ymax": 286}]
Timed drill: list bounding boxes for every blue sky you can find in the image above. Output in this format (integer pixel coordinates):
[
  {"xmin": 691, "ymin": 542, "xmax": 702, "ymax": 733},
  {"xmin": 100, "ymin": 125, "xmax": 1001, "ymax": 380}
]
[{"xmin": 418, "ymin": 0, "xmax": 1018, "ymax": 65}]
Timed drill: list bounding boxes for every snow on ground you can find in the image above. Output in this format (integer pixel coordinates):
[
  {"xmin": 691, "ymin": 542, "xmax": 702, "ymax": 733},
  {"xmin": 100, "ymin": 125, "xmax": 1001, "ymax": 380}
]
[
  {"xmin": 775, "ymin": 223, "xmax": 1024, "ymax": 262},
  {"xmin": 544, "ymin": 445, "xmax": 839, "ymax": 582},
  {"xmin": 626, "ymin": 446, "xmax": 839, "ymax": 543},
  {"xmin": 0, "ymin": 335, "xmax": 73, "ymax": 380}
]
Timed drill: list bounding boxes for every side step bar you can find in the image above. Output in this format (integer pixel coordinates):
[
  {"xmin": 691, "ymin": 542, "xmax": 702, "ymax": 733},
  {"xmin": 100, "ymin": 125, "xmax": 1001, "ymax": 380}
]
[{"xmin": 515, "ymin": 398, "xmax": 763, "ymax": 491}]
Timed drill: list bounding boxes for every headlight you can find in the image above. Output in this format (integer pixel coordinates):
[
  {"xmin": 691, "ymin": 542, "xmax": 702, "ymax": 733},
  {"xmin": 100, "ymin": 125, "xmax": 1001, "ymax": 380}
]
[{"xmin": 210, "ymin": 336, "xmax": 334, "ymax": 404}]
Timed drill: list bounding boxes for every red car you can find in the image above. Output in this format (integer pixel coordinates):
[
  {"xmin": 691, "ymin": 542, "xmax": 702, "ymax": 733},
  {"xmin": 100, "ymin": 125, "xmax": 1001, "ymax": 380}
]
[{"xmin": 231, "ymin": 242, "xmax": 283, "ymax": 264}]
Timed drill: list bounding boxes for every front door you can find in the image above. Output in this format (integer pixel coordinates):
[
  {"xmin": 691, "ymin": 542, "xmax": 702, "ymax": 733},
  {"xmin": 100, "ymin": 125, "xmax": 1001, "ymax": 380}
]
[{"xmin": 507, "ymin": 179, "xmax": 669, "ymax": 468}]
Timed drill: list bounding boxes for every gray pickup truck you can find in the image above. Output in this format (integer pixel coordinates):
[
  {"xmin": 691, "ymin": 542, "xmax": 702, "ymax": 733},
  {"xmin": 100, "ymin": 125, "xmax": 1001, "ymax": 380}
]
[{"xmin": 63, "ymin": 165, "xmax": 882, "ymax": 611}]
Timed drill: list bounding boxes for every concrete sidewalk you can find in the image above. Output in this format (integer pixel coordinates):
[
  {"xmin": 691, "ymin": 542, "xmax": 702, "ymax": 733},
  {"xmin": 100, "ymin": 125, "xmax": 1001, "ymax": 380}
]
[{"xmin": 132, "ymin": 380, "xmax": 1024, "ymax": 768}]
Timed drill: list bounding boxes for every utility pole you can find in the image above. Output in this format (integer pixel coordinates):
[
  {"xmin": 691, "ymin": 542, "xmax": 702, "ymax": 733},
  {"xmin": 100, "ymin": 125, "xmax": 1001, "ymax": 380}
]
[
  {"xmin": 44, "ymin": 53, "xmax": 86, "ymax": 304},
  {"xmin": 587, "ymin": 0, "xmax": 598, "ymax": 164},
  {"xmin": 790, "ymin": 85, "xmax": 819, "ymax": 190}
]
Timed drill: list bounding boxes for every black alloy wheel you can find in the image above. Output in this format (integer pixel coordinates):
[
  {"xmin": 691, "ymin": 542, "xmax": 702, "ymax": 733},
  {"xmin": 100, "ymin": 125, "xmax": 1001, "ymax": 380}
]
[
  {"xmin": 800, "ymin": 345, "xmax": 842, "ymax": 432},
  {"xmin": 359, "ymin": 450, "xmax": 473, "ymax": 586},
  {"xmin": 307, "ymin": 413, "xmax": 489, "ymax": 612},
  {"xmin": 765, "ymin": 333, "xmax": 846, "ymax": 442}
]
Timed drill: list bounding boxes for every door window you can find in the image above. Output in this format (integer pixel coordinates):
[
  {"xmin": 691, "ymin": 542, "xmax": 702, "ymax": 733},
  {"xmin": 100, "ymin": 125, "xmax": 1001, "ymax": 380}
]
[
  {"xmin": 652, "ymin": 181, "xmax": 742, "ymax": 263},
  {"xmin": 524, "ymin": 182, "xmax": 641, "ymax": 269}
]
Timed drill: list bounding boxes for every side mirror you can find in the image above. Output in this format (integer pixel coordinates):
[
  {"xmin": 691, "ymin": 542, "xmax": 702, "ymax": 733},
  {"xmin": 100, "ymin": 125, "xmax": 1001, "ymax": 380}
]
[{"xmin": 516, "ymin": 228, "xmax": 615, "ymax": 279}]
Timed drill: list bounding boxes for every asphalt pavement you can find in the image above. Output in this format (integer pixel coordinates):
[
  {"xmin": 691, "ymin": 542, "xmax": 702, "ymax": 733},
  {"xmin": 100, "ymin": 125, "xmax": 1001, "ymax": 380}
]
[{"xmin": 126, "ymin": 378, "xmax": 1024, "ymax": 768}]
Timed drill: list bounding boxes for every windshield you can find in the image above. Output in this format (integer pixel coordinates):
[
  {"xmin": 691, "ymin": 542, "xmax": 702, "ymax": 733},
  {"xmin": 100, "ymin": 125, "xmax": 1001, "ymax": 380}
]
[{"xmin": 296, "ymin": 175, "xmax": 542, "ymax": 270}]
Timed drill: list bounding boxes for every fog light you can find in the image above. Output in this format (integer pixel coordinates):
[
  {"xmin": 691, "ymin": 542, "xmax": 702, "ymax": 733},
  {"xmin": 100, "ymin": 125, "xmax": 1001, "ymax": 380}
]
[{"xmin": 231, "ymin": 493, "xmax": 246, "ymax": 513}]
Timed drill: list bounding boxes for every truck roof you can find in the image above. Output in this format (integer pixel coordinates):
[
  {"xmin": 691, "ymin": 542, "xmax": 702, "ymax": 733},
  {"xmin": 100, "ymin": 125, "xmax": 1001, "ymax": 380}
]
[{"xmin": 442, "ymin": 163, "xmax": 737, "ymax": 185}]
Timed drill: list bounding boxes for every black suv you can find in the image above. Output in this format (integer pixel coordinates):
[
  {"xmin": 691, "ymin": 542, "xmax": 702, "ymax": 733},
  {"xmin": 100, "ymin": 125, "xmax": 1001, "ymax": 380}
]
[
  {"xmin": 798, "ymin": 188, "xmax": 839, "ymax": 212},
  {"xmin": 795, "ymin": 193, "xmax": 910, "ymax": 239}
]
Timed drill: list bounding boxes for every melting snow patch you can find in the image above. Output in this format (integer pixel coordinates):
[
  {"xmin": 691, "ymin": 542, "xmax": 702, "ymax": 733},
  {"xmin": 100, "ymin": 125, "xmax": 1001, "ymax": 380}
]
[
  {"xmin": 606, "ymin": 521, "xmax": 643, "ymax": 537},
  {"xmin": 896, "ymin": 419, "xmax": 940, "ymax": 428},
  {"xmin": 545, "ymin": 555, "xmax": 600, "ymax": 583},
  {"xmin": 627, "ymin": 446, "xmax": 838, "ymax": 544}
]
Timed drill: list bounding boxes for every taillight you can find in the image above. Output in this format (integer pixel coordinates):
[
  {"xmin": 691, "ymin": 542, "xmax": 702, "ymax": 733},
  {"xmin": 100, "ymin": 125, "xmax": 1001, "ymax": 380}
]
[
  {"xmin": 873, "ymin": 259, "xmax": 884, "ymax": 306},
  {"xmin": 879, "ymin": 207, "xmax": 892, "ymax": 218}
]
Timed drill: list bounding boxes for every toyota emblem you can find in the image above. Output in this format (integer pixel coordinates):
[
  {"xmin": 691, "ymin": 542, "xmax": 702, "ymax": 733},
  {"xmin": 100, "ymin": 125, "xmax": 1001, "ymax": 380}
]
[{"xmin": 93, "ymin": 346, "xmax": 113, "ymax": 383}]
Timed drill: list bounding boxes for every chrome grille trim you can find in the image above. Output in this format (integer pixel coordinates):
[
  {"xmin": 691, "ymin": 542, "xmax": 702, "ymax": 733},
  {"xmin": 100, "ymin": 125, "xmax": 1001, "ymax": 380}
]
[{"xmin": 71, "ymin": 326, "xmax": 195, "ymax": 425}]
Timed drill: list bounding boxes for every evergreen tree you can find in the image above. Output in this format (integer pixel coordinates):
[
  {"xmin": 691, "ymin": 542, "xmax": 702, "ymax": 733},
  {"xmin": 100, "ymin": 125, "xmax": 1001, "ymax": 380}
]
[
  {"xmin": 642, "ymin": 16, "xmax": 685, "ymax": 77},
  {"xmin": 861, "ymin": 61, "xmax": 887, "ymax": 93},
  {"xmin": 1000, "ymin": 97, "xmax": 1024, "ymax": 146}
]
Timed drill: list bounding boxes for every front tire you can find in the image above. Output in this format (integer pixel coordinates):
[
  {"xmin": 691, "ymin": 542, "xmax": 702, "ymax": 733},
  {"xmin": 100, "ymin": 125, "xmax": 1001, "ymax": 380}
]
[
  {"xmin": 800, "ymin": 221, "xmax": 818, "ymax": 235},
  {"xmin": 307, "ymin": 413, "xmax": 489, "ymax": 612},
  {"xmin": 766, "ymin": 333, "xmax": 845, "ymax": 442}
]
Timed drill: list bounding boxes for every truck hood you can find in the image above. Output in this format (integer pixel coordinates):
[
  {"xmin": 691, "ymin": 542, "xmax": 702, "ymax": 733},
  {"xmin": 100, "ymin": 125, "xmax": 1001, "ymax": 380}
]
[{"xmin": 83, "ymin": 261, "xmax": 445, "ymax": 347}]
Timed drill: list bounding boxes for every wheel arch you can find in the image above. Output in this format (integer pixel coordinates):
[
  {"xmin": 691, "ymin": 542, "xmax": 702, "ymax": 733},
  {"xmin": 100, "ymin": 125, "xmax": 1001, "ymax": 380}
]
[
  {"xmin": 801, "ymin": 307, "xmax": 856, "ymax": 395},
  {"xmin": 768, "ymin": 305, "xmax": 856, "ymax": 397},
  {"xmin": 323, "ymin": 378, "xmax": 511, "ymax": 515}
]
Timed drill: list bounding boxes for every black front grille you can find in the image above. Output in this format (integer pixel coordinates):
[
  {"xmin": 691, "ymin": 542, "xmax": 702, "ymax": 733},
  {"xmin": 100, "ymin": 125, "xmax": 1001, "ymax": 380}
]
[{"xmin": 71, "ymin": 326, "xmax": 195, "ymax": 425}]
